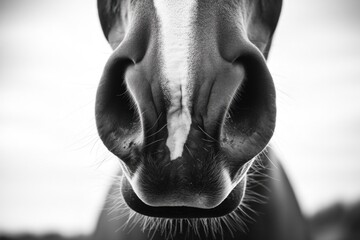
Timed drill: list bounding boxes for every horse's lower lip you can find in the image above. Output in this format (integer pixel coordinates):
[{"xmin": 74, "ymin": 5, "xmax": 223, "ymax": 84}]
[{"xmin": 121, "ymin": 177, "xmax": 246, "ymax": 218}]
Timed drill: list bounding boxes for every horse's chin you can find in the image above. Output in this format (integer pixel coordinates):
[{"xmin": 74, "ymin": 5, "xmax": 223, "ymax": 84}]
[{"xmin": 121, "ymin": 174, "xmax": 247, "ymax": 218}]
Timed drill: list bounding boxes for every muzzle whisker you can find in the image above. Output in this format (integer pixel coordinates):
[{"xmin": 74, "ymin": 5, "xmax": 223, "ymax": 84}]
[
  {"xmin": 145, "ymin": 112, "xmax": 164, "ymax": 134},
  {"xmin": 197, "ymin": 125, "xmax": 219, "ymax": 143},
  {"xmin": 143, "ymin": 138, "xmax": 165, "ymax": 148},
  {"xmin": 202, "ymin": 146, "xmax": 209, "ymax": 152},
  {"xmin": 145, "ymin": 123, "xmax": 168, "ymax": 139},
  {"xmin": 201, "ymin": 138, "xmax": 216, "ymax": 143},
  {"xmin": 184, "ymin": 144, "xmax": 195, "ymax": 159},
  {"xmin": 115, "ymin": 89, "xmax": 129, "ymax": 97}
]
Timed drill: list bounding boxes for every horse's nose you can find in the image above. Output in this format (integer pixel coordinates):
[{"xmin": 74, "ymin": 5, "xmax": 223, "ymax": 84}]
[{"xmin": 96, "ymin": 16, "xmax": 276, "ymax": 216}]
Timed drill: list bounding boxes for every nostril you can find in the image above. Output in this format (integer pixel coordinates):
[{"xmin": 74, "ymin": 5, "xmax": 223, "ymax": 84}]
[
  {"xmin": 96, "ymin": 19, "xmax": 157, "ymax": 169},
  {"xmin": 221, "ymin": 47, "xmax": 276, "ymax": 162},
  {"xmin": 95, "ymin": 55, "xmax": 145, "ymax": 172},
  {"xmin": 96, "ymin": 58, "xmax": 141, "ymax": 141},
  {"xmin": 192, "ymin": 63, "xmax": 246, "ymax": 144}
]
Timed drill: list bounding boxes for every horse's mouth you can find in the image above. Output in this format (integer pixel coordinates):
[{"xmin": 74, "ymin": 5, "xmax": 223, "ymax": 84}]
[{"xmin": 121, "ymin": 174, "xmax": 247, "ymax": 218}]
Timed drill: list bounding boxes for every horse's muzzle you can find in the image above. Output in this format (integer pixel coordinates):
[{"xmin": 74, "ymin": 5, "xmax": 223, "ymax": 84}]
[{"xmin": 95, "ymin": 20, "xmax": 276, "ymax": 217}]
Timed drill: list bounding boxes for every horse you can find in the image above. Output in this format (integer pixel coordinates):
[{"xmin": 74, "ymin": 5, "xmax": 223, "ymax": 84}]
[{"xmin": 94, "ymin": 0, "xmax": 311, "ymax": 239}]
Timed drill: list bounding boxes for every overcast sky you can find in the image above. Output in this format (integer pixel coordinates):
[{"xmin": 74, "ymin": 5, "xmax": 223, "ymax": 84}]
[{"xmin": 0, "ymin": 0, "xmax": 360, "ymax": 236}]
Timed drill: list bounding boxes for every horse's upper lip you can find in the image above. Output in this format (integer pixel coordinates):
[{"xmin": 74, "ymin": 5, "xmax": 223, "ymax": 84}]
[{"xmin": 121, "ymin": 175, "xmax": 246, "ymax": 218}]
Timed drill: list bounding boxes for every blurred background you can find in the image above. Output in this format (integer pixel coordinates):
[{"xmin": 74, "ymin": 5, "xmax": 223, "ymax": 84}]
[{"xmin": 0, "ymin": 0, "xmax": 359, "ymax": 238}]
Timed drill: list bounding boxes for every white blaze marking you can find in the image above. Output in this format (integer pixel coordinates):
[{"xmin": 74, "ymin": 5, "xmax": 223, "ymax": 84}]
[{"xmin": 154, "ymin": 0, "xmax": 196, "ymax": 160}]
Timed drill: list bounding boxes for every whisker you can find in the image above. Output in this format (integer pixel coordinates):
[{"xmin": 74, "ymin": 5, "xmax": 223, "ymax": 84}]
[
  {"xmin": 197, "ymin": 125, "xmax": 219, "ymax": 143},
  {"xmin": 143, "ymin": 138, "xmax": 165, "ymax": 148},
  {"xmin": 184, "ymin": 144, "xmax": 195, "ymax": 159},
  {"xmin": 145, "ymin": 112, "xmax": 164, "ymax": 134},
  {"xmin": 145, "ymin": 123, "xmax": 167, "ymax": 138}
]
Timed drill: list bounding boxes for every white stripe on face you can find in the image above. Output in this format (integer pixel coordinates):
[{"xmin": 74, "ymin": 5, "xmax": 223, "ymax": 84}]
[{"xmin": 154, "ymin": 0, "xmax": 197, "ymax": 160}]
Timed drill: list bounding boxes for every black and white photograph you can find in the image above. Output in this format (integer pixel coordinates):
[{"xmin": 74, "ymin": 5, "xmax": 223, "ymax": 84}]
[{"xmin": 0, "ymin": 0, "xmax": 359, "ymax": 239}]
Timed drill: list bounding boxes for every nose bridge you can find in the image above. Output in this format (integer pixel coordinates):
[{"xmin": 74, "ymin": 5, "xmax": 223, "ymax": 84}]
[
  {"xmin": 153, "ymin": 0, "xmax": 198, "ymax": 160},
  {"xmin": 152, "ymin": 0, "xmax": 251, "ymax": 160}
]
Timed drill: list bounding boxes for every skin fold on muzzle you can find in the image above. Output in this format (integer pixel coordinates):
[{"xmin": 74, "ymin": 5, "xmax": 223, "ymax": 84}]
[{"xmin": 96, "ymin": 0, "xmax": 279, "ymax": 218}]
